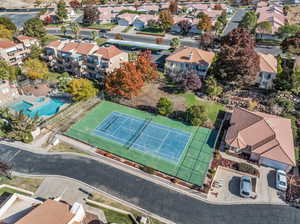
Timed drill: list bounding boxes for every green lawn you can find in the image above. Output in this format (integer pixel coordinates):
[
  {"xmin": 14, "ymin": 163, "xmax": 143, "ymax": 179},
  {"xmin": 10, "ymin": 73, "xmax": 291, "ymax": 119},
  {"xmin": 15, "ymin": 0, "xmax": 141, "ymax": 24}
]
[
  {"xmin": 87, "ymin": 203, "xmax": 134, "ymax": 224},
  {"xmin": 138, "ymin": 27, "xmax": 165, "ymax": 35},
  {"xmin": 85, "ymin": 23, "xmax": 116, "ymax": 30},
  {"xmin": 181, "ymin": 93, "xmax": 224, "ymax": 124},
  {"xmin": 95, "ymin": 37, "xmax": 106, "ymax": 46},
  {"xmin": 0, "ymin": 176, "xmax": 43, "ymax": 192}
]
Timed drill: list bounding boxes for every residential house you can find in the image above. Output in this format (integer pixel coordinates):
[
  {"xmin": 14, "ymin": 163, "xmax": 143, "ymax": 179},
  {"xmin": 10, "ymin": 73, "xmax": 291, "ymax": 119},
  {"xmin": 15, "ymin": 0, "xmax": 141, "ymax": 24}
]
[
  {"xmin": 43, "ymin": 40, "xmax": 128, "ymax": 81},
  {"xmin": 117, "ymin": 13, "xmax": 138, "ymax": 26},
  {"xmin": 86, "ymin": 45, "xmax": 128, "ymax": 80},
  {"xmin": 0, "ymin": 193, "xmax": 102, "ymax": 224},
  {"xmin": 0, "ymin": 39, "xmax": 29, "ymax": 66},
  {"xmin": 133, "ymin": 15, "xmax": 158, "ymax": 30},
  {"xmin": 0, "ymin": 80, "xmax": 19, "ymax": 105},
  {"xmin": 136, "ymin": 4, "xmax": 159, "ymax": 13},
  {"xmin": 165, "ymin": 47, "xmax": 215, "ymax": 77},
  {"xmin": 202, "ymin": 9, "xmax": 223, "ymax": 26},
  {"xmin": 256, "ymin": 4, "xmax": 287, "ymax": 35},
  {"xmin": 40, "ymin": 10, "xmax": 58, "ymax": 24},
  {"xmin": 190, "ymin": 19, "xmax": 201, "ymax": 34},
  {"xmin": 256, "ymin": 52, "xmax": 277, "ymax": 89},
  {"xmin": 170, "ymin": 17, "xmax": 192, "ymax": 33},
  {"xmin": 14, "ymin": 35, "xmax": 39, "ymax": 54},
  {"xmin": 225, "ymin": 107, "xmax": 296, "ymax": 172}
]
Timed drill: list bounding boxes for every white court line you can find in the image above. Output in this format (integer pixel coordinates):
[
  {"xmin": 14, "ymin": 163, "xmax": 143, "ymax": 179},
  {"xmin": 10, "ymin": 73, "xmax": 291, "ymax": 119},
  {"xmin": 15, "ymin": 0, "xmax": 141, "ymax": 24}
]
[{"xmin": 8, "ymin": 150, "xmax": 21, "ymax": 162}]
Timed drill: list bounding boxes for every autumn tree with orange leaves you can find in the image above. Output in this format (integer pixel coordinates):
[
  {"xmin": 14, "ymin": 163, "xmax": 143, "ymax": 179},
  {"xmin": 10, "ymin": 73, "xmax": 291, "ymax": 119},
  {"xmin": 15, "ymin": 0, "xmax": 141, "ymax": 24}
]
[
  {"xmin": 136, "ymin": 50, "xmax": 159, "ymax": 82},
  {"xmin": 105, "ymin": 62, "xmax": 144, "ymax": 99},
  {"xmin": 197, "ymin": 13, "xmax": 212, "ymax": 32}
]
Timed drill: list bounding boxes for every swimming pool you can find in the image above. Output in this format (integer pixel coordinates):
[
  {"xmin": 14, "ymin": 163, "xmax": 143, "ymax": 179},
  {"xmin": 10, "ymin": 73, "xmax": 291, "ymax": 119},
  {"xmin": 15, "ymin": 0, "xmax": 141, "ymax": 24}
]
[{"xmin": 11, "ymin": 98, "xmax": 66, "ymax": 118}]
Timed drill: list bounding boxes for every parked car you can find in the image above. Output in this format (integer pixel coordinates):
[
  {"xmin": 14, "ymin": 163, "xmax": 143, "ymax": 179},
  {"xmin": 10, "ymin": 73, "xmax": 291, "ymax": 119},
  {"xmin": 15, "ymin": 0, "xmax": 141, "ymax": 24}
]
[
  {"xmin": 240, "ymin": 176, "xmax": 252, "ymax": 198},
  {"xmin": 276, "ymin": 170, "xmax": 287, "ymax": 191}
]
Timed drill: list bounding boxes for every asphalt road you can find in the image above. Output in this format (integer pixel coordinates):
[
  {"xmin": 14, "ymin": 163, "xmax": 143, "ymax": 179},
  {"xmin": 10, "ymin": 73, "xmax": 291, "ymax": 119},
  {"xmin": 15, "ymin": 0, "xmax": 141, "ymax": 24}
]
[
  {"xmin": 222, "ymin": 8, "xmax": 246, "ymax": 36},
  {"xmin": 1, "ymin": 144, "xmax": 299, "ymax": 224},
  {"xmin": 47, "ymin": 28, "xmax": 199, "ymax": 48}
]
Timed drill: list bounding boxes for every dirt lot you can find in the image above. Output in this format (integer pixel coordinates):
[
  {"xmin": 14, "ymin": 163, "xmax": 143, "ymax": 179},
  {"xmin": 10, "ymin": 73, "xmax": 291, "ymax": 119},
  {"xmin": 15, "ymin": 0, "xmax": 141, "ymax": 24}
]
[{"xmin": 288, "ymin": 5, "xmax": 300, "ymax": 25}]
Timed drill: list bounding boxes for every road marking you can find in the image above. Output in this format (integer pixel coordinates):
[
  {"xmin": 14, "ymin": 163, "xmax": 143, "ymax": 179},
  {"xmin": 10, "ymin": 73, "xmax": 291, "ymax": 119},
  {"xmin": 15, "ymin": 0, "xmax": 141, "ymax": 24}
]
[{"xmin": 8, "ymin": 150, "xmax": 21, "ymax": 162}]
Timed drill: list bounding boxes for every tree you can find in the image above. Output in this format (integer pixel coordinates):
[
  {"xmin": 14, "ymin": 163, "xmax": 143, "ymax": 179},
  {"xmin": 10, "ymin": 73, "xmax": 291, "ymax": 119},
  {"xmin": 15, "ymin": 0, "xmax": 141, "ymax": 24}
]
[
  {"xmin": 115, "ymin": 33, "xmax": 122, "ymax": 40},
  {"xmin": 105, "ymin": 62, "xmax": 144, "ymax": 99},
  {"xmin": 212, "ymin": 28, "xmax": 259, "ymax": 86},
  {"xmin": 28, "ymin": 44, "xmax": 42, "ymax": 59},
  {"xmin": 204, "ymin": 76, "xmax": 223, "ymax": 97},
  {"xmin": 0, "ymin": 60, "xmax": 18, "ymax": 81},
  {"xmin": 70, "ymin": 22, "xmax": 80, "ymax": 39},
  {"xmin": 186, "ymin": 105, "xmax": 208, "ymax": 126},
  {"xmin": 0, "ymin": 17, "xmax": 16, "ymax": 32},
  {"xmin": 67, "ymin": 78, "xmax": 98, "ymax": 101},
  {"xmin": 58, "ymin": 72, "xmax": 72, "ymax": 91},
  {"xmin": 199, "ymin": 33, "xmax": 216, "ymax": 50},
  {"xmin": 157, "ymin": 97, "xmax": 173, "ymax": 116},
  {"xmin": 158, "ymin": 9, "xmax": 174, "ymax": 32},
  {"xmin": 239, "ymin": 11, "xmax": 257, "ymax": 31},
  {"xmin": 292, "ymin": 68, "xmax": 300, "ymax": 95},
  {"xmin": 170, "ymin": 37, "xmax": 181, "ymax": 49},
  {"xmin": 148, "ymin": 19, "xmax": 158, "ymax": 29},
  {"xmin": 278, "ymin": 24, "xmax": 300, "ymax": 38},
  {"xmin": 281, "ymin": 32, "xmax": 300, "ymax": 54},
  {"xmin": 23, "ymin": 58, "xmax": 49, "ymax": 79},
  {"xmin": 43, "ymin": 15, "xmax": 53, "ymax": 25},
  {"xmin": 135, "ymin": 50, "xmax": 158, "ymax": 82},
  {"xmin": 169, "ymin": 0, "xmax": 178, "ymax": 15},
  {"xmin": 83, "ymin": 6, "xmax": 100, "ymax": 25},
  {"xmin": 197, "ymin": 13, "xmax": 212, "ymax": 32},
  {"xmin": 178, "ymin": 20, "xmax": 191, "ymax": 35},
  {"xmin": 70, "ymin": 0, "xmax": 81, "ymax": 8},
  {"xmin": 215, "ymin": 11, "xmax": 227, "ymax": 34},
  {"xmin": 91, "ymin": 30, "xmax": 97, "ymax": 40},
  {"xmin": 60, "ymin": 25, "xmax": 67, "ymax": 36},
  {"xmin": 256, "ymin": 21, "xmax": 272, "ymax": 37},
  {"xmin": 23, "ymin": 18, "xmax": 46, "ymax": 39},
  {"xmin": 168, "ymin": 72, "xmax": 202, "ymax": 92},
  {"xmin": 56, "ymin": 0, "xmax": 68, "ymax": 23},
  {"xmin": 0, "ymin": 25, "xmax": 13, "ymax": 40}
]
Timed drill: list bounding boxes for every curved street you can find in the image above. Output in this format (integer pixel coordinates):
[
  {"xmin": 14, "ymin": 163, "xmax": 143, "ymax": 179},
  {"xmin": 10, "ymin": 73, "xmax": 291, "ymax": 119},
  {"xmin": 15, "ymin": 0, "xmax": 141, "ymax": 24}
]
[{"xmin": 1, "ymin": 144, "xmax": 299, "ymax": 224}]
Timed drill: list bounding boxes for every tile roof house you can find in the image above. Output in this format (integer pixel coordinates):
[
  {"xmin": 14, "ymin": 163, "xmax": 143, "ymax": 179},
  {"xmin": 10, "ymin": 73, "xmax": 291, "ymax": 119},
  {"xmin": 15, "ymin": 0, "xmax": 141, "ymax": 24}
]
[
  {"xmin": 0, "ymin": 194, "xmax": 101, "ymax": 224},
  {"xmin": 225, "ymin": 107, "xmax": 296, "ymax": 171},
  {"xmin": 165, "ymin": 47, "xmax": 215, "ymax": 77},
  {"xmin": 256, "ymin": 5, "xmax": 287, "ymax": 34},
  {"xmin": 256, "ymin": 52, "xmax": 277, "ymax": 89},
  {"xmin": 0, "ymin": 37, "xmax": 36, "ymax": 66},
  {"xmin": 43, "ymin": 40, "xmax": 128, "ymax": 80}
]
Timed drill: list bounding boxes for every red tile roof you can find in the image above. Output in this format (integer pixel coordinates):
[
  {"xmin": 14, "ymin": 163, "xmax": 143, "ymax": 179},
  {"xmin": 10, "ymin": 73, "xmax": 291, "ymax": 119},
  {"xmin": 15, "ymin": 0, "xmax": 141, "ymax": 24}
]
[
  {"xmin": 0, "ymin": 40, "xmax": 16, "ymax": 49},
  {"xmin": 95, "ymin": 45, "xmax": 124, "ymax": 59},
  {"xmin": 15, "ymin": 35, "xmax": 37, "ymax": 41},
  {"xmin": 225, "ymin": 107, "xmax": 296, "ymax": 166}
]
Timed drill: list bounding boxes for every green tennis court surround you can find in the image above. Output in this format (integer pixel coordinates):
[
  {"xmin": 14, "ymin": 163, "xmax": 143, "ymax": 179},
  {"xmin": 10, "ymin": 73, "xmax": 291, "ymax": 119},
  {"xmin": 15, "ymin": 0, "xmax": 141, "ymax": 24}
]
[{"xmin": 66, "ymin": 101, "xmax": 217, "ymax": 186}]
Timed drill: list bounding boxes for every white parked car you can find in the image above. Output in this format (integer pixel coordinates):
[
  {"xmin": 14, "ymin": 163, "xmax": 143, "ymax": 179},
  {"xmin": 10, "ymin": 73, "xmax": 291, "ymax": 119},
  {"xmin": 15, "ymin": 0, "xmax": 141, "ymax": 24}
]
[
  {"xmin": 276, "ymin": 170, "xmax": 287, "ymax": 191},
  {"xmin": 240, "ymin": 176, "xmax": 252, "ymax": 198}
]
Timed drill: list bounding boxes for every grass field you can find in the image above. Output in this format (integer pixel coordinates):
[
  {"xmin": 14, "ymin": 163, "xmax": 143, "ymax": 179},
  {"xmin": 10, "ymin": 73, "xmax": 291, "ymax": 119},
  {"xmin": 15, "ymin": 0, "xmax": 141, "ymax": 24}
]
[
  {"xmin": 66, "ymin": 101, "xmax": 217, "ymax": 186},
  {"xmin": 182, "ymin": 93, "xmax": 224, "ymax": 124}
]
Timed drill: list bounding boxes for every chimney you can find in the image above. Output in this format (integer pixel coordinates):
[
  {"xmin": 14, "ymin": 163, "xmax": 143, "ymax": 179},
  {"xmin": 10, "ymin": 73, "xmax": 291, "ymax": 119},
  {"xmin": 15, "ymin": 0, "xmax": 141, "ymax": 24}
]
[{"xmin": 188, "ymin": 51, "xmax": 193, "ymax": 60}]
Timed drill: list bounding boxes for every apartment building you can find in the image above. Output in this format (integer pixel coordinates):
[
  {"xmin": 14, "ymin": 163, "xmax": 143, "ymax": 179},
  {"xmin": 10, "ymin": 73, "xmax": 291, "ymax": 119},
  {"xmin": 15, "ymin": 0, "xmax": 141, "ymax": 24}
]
[
  {"xmin": 43, "ymin": 40, "xmax": 128, "ymax": 80},
  {"xmin": 0, "ymin": 36, "xmax": 39, "ymax": 66},
  {"xmin": 165, "ymin": 47, "xmax": 215, "ymax": 77}
]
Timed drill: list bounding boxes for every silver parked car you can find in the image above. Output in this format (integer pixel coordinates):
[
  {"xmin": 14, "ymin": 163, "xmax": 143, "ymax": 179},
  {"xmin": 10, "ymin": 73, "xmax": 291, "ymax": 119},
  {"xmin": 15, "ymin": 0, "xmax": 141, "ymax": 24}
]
[
  {"xmin": 276, "ymin": 170, "xmax": 287, "ymax": 191},
  {"xmin": 240, "ymin": 176, "xmax": 252, "ymax": 198}
]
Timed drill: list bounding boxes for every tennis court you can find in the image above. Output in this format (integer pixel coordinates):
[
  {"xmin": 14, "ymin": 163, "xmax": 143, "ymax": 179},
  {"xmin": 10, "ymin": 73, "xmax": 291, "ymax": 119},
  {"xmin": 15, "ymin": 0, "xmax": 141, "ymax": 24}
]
[
  {"xmin": 93, "ymin": 112, "xmax": 191, "ymax": 163},
  {"xmin": 66, "ymin": 101, "xmax": 217, "ymax": 186}
]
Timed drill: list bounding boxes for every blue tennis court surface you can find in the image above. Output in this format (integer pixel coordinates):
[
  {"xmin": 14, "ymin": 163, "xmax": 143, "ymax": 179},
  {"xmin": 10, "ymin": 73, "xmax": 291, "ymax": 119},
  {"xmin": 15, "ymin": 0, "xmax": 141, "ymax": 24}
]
[{"xmin": 93, "ymin": 112, "xmax": 191, "ymax": 163}]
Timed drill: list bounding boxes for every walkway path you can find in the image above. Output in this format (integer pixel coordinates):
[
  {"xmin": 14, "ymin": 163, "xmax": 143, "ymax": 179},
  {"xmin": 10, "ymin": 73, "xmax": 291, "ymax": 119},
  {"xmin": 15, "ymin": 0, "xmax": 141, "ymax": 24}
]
[{"xmin": 0, "ymin": 143, "xmax": 299, "ymax": 224}]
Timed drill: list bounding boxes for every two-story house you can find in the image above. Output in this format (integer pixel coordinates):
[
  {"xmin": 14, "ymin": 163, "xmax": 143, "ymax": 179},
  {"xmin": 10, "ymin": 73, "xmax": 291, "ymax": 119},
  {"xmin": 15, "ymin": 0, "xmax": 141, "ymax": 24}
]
[
  {"xmin": 256, "ymin": 52, "xmax": 277, "ymax": 89},
  {"xmin": 43, "ymin": 40, "xmax": 128, "ymax": 81},
  {"xmin": 165, "ymin": 47, "xmax": 215, "ymax": 77}
]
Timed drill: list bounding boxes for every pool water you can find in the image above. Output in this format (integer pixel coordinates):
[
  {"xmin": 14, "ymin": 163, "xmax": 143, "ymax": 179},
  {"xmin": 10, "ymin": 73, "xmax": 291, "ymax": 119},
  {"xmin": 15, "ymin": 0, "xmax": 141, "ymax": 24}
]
[{"xmin": 11, "ymin": 98, "xmax": 66, "ymax": 118}]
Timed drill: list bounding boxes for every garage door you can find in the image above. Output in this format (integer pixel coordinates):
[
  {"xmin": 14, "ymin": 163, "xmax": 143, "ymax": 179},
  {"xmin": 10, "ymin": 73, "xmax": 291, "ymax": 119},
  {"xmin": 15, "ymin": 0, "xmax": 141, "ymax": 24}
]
[{"xmin": 260, "ymin": 157, "xmax": 288, "ymax": 171}]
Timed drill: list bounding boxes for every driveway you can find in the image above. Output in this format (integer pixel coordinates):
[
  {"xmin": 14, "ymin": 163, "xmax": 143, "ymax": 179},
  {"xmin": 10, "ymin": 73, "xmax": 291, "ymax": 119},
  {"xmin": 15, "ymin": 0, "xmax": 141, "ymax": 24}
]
[
  {"xmin": 208, "ymin": 167, "xmax": 286, "ymax": 204},
  {"xmin": 1, "ymin": 144, "xmax": 300, "ymax": 224},
  {"xmin": 222, "ymin": 8, "xmax": 246, "ymax": 36}
]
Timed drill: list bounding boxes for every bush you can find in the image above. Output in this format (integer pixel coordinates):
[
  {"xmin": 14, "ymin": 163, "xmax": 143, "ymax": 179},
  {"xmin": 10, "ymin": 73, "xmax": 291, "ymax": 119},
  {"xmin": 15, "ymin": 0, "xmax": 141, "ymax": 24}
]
[
  {"xmin": 157, "ymin": 97, "xmax": 173, "ymax": 116},
  {"xmin": 236, "ymin": 162, "xmax": 259, "ymax": 176},
  {"xmin": 186, "ymin": 105, "xmax": 208, "ymax": 126},
  {"xmin": 141, "ymin": 166, "xmax": 155, "ymax": 174}
]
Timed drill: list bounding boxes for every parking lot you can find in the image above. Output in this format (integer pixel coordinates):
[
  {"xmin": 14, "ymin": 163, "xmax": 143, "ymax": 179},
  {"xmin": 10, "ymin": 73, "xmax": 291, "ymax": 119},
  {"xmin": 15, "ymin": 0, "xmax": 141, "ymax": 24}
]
[{"xmin": 208, "ymin": 166, "xmax": 286, "ymax": 204}]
